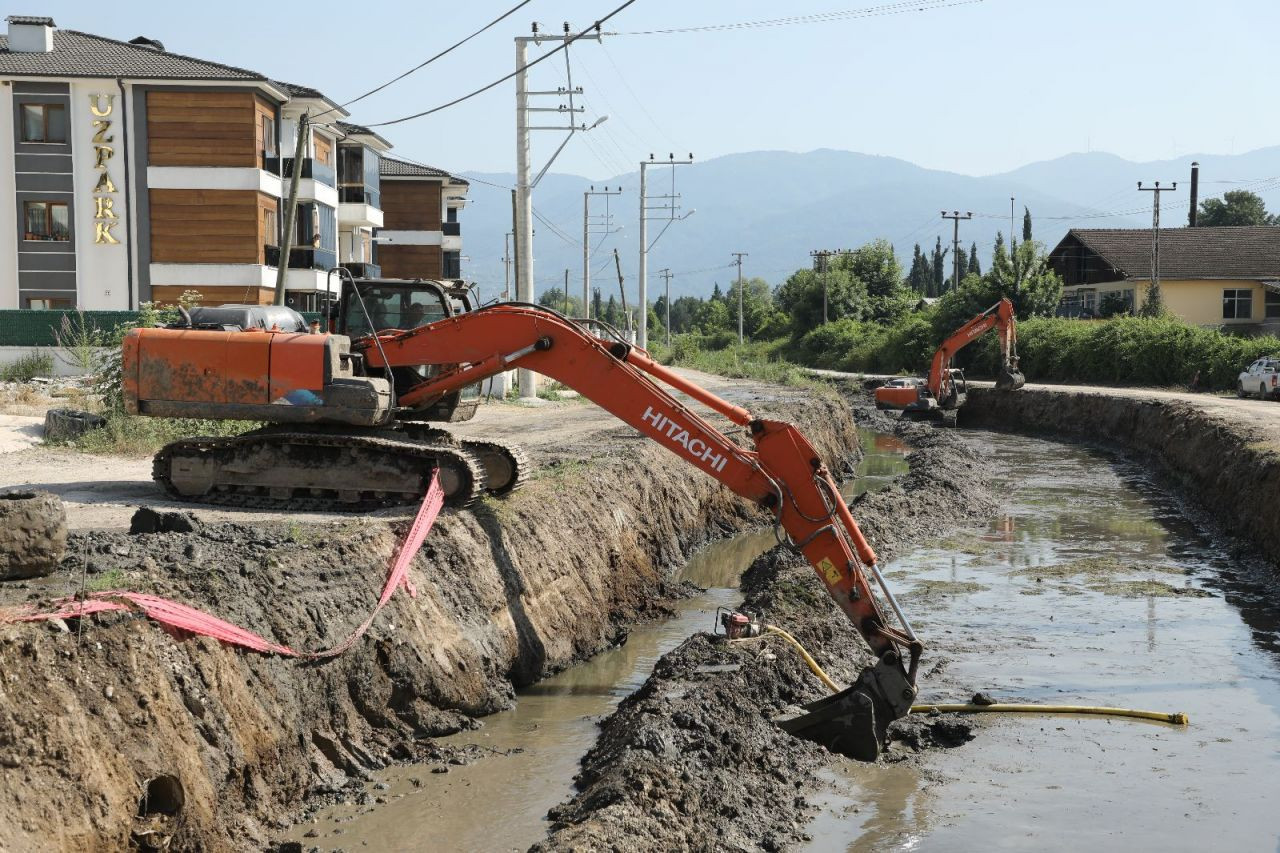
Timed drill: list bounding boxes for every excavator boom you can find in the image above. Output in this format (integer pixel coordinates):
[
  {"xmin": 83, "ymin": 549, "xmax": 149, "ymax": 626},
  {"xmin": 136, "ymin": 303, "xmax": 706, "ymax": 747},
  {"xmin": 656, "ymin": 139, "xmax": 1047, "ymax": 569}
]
[{"xmin": 362, "ymin": 304, "xmax": 920, "ymax": 759}]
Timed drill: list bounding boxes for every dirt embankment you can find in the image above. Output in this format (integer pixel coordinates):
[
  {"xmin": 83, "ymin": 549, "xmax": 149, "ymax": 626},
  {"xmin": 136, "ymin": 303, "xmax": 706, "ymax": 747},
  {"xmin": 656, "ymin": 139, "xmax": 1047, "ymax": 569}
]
[
  {"xmin": 534, "ymin": 404, "xmax": 997, "ymax": 851},
  {"xmin": 0, "ymin": 390, "xmax": 858, "ymax": 851},
  {"xmin": 964, "ymin": 386, "xmax": 1280, "ymax": 566}
]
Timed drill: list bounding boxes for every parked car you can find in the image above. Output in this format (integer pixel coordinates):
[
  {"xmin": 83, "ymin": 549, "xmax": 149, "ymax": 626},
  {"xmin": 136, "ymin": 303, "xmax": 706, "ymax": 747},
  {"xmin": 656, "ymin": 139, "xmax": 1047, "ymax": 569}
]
[{"xmin": 1237, "ymin": 357, "xmax": 1280, "ymax": 399}]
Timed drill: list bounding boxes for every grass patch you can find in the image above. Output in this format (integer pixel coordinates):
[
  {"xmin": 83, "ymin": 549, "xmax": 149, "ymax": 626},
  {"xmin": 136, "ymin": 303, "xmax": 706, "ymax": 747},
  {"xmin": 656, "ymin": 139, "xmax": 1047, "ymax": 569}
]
[
  {"xmin": 1010, "ymin": 556, "xmax": 1185, "ymax": 581},
  {"xmin": 72, "ymin": 414, "xmax": 258, "ymax": 456},
  {"xmin": 655, "ymin": 337, "xmax": 832, "ymax": 394},
  {"xmin": 1087, "ymin": 579, "xmax": 1212, "ymax": 598},
  {"xmin": 0, "ymin": 350, "xmax": 54, "ymax": 382},
  {"xmin": 85, "ymin": 568, "xmax": 127, "ymax": 591}
]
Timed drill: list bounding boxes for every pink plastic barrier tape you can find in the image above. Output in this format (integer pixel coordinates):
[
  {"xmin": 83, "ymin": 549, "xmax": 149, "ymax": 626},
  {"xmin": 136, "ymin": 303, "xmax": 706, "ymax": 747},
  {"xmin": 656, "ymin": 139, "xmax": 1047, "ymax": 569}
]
[{"xmin": 0, "ymin": 473, "xmax": 446, "ymax": 659}]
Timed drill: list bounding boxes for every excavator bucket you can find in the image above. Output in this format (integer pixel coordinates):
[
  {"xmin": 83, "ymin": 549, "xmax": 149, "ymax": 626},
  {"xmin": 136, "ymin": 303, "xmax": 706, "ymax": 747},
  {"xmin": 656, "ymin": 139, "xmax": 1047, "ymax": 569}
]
[
  {"xmin": 774, "ymin": 655, "xmax": 915, "ymax": 762},
  {"xmin": 995, "ymin": 363, "xmax": 1025, "ymax": 391}
]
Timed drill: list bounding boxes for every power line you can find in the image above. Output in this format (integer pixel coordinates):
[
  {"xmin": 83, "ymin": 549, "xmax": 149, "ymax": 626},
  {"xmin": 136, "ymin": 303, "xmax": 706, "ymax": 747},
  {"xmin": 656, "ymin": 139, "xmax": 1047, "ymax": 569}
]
[
  {"xmin": 323, "ymin": 1, "xmax": 535, "ymax": 118},
  {"xmin": 619, "ymin": 0, "xmax": 983, "ymax": 35},
  {"xmin": 366, "ymin": 0, "xmax": 640, "ymax": 128}
]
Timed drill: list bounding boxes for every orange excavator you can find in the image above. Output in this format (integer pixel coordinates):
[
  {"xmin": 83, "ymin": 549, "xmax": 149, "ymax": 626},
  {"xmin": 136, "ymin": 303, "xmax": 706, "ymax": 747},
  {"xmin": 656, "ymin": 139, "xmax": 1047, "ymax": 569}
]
[
  {"xmin": 122, "ymin": 302, "xmax": 920, "ymax": 760},
  {"xmin": 874, "ymin": 297, "xmax": 1024, "ymax": 415}
]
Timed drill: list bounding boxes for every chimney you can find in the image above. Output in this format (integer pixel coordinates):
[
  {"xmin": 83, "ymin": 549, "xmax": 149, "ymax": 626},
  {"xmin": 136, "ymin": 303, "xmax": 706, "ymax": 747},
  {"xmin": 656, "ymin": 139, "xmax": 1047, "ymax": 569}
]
[
  {"xmin": 1188, "ymin": 161, "xmax": 1200, "ymax": 227},
  {"xmin": 5, "ymin": 15, "xmax": 55, "ymax": 53}
]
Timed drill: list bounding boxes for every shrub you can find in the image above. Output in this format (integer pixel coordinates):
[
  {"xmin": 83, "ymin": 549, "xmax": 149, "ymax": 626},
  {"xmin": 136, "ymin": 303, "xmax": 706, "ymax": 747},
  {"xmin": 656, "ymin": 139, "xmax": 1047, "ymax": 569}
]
[{"xmin": 0, "ymin": 350, "xmax": 54, "ymax": 382}]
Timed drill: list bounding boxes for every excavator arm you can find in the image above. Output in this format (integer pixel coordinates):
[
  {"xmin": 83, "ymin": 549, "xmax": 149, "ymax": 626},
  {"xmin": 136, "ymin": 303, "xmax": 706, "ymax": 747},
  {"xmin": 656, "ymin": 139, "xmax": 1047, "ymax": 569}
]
[
  {"xmin": 927, "ymin": 297, "xmax": 1023, "ymax": 404},
  {"xmin": 362, "ymin": 303, "xmax": 919, "ymax": 759}
]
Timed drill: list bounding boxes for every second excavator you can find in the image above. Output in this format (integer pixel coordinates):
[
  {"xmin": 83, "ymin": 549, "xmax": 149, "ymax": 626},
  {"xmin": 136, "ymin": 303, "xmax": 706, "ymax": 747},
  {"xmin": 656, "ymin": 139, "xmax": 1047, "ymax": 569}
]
[
  {"xmin": 874, "ymin": 297, "xmax": 1025, "ymax": 416},
  {"xmin": 122, "ymin": 300, "xmax": 924, "ymax": 760}
]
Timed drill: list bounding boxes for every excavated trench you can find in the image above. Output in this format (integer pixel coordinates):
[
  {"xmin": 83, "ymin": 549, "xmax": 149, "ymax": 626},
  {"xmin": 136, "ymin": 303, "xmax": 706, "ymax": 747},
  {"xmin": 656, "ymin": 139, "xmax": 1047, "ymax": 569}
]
[{"xmin": 5, "ymin": 381, "xmax": 1280, "ymax": 851}]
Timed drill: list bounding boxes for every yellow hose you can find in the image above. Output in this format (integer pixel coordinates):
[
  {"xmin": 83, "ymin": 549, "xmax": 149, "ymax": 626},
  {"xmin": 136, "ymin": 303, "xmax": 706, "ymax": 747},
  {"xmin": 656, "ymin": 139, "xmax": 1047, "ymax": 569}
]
[
  {"xmin": 912, "ymin": 703, "xmax": 1189, "ymax": 725},
  {"xmin": 734, "ymin": 624, "xmax": 1190, "ymax": 726}
]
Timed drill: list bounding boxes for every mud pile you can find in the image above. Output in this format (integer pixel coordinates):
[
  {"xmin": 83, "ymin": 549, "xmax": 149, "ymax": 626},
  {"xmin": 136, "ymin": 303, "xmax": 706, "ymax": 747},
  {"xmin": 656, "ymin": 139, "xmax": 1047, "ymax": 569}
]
[
  {"xmin": 0, "ymin": 390, "xmax": 858, "ymax": 851},
  {"xmin": 965, "ymin": 387, "xmax": 1280, "ymax": 566},
  {"xmin": 537, "ymin": 404, "xmax": 997, "ymax": 851}
]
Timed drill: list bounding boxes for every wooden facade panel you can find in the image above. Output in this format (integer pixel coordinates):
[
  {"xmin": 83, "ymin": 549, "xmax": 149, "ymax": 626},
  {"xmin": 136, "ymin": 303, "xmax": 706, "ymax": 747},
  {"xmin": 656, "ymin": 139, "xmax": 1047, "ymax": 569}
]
[
  {"xmin": 314, "ymin": 134, "xmax": 333, "ymax": 166},
  {"xmin": 147, "ymin": 90, "xmax": 258, "ymax": 167},
  {"xmin": 152, "ymin": 285, "xmax": 272, "ymax": 305},
  {"xmin": 379, "ymin": 245, "xmax": 442, "ymax": 279},
  {"xmin": 149, "ymin": 189, "xmax": 266, "ymax": 264},
  {"xmin": 381, "ymin": 181, "xmax": 442, "ymax": 231}
]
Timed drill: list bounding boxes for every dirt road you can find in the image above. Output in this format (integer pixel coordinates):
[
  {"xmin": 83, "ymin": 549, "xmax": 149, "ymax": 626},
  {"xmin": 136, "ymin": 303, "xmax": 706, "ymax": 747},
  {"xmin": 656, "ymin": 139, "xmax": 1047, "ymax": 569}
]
[{"xmin": 0, "ymin": 369, "xmax": 774, "ymax": 530}]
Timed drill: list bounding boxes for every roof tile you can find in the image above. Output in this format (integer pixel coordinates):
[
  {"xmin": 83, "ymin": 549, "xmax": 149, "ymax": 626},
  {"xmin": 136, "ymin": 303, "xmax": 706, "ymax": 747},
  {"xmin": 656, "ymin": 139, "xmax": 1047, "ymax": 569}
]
[{"xmin": 1056, "ymin": 226, "xmax": 1280, "ymax": 280}]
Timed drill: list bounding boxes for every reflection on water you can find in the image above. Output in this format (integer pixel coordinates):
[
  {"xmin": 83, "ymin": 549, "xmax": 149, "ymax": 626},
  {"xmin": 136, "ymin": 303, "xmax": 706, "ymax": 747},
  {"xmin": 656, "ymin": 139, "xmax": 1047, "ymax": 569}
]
[
  {"xmin": 285, "ymin": 429, "xmax": 910, "ymax": 852},
  {"xmin": 805, "ymin": 430, "xmax": 1280, "ymax": 851}
]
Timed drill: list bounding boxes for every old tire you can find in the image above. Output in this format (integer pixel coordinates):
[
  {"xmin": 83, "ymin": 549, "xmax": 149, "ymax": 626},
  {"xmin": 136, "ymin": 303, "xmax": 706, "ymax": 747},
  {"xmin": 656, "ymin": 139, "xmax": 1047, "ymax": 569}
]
[
  {"xmin": 44, "ymin": 409, "xmax": 106, "ymax": 443},
  {"xmin": 0, "ymin": 491, "xmax": 67, "ymax": 580}
]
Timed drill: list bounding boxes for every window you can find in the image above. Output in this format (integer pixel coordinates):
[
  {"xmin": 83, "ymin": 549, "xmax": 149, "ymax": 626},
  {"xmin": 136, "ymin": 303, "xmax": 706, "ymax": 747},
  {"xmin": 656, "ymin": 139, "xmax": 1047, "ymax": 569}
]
[
  {"xmin": 1266, "ymin": 290, "xmax": 1280, "ymax": 320},
  {"xmin": 1223, "ymin": 288, "xmax": 1254, "ymax": 320},
  {"xmin": 26, "ymin": 297, "xmax": 73, "ymax": 310},
  {"xmin": 262, "ymin": 208, "xmax": 278, "ymax": 247},
  {"xmin": 23, "ymin": 201, "xmax": 70, "ymax": 241},
  {"xmin": 20, "ymin": 103, "xmax": 67, "ymax": 143},
  {"xmin": 259, "ymin": 114, "xmax": 276, "ymax": 157}
]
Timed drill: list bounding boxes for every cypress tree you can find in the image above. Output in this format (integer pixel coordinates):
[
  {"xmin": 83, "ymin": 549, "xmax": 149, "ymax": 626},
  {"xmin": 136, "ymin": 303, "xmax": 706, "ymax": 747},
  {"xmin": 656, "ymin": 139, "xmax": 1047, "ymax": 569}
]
[
  {"xmin": 968, "ymin": 241, "xmax": 981, "ymax": 276},
  {"xmin": 1022, "ymin": 206, "xmax": 1032, "ymax": 242}
]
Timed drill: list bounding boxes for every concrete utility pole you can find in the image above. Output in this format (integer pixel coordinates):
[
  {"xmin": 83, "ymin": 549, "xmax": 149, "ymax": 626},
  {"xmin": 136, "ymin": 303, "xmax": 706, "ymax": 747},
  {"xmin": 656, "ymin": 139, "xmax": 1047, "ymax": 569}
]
[
  {"xmin": 731, "ymin": 252, "xmax": 749, "ymax": 344},
  {"xmin": 1010, "ymin": 197, "xmax": 1016, "ymax": 248},
  {"xmin": 1138, "ymin": 181, "xmax": 1177, "ymax": 315},
  {"xmin": 941, "ymin": 211, "xmax": 973, "ymax": 292},
  {"xmin": 583, "ymin": 185, "xmax": 621, "ymax": 319},
  {"xmin": 658, "ymin": 268, "xmax": 673, "ymax": 345},
  {"xmin": 502, "ymin": 231, "xmax": 512, "ymax": 301},
  {"xmin": 638, "ymin": 153, "xmax": 694, "ymax": 349},
  {"xmin": 275, "ymin": 111, "xmax": 309, "ymax": 306},
  {"xmin": 514, "ymin": 22, "xmax": 604, "ymax": 397}
]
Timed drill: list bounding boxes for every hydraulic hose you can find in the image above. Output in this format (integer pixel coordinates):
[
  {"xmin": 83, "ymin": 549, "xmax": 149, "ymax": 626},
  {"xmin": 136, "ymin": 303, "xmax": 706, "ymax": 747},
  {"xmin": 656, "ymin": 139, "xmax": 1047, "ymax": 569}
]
[{"xmin": 737, "ymin": 622, "xmax": 1190, "ymax": 726}]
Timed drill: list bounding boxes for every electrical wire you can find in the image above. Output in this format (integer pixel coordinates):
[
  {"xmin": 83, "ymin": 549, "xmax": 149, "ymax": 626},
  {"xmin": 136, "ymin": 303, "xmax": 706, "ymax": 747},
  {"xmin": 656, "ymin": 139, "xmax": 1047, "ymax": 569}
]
[
  {"xmin": 619, "ymin": 0, "xmax": 983, "ymax": 35},
  {"xmin": 366, "ymin": 0, "xmax": 640, "ymax": 128},
  {"xmin": 317, "ymin": 0, "xmax": 535, "ymax": 120}
]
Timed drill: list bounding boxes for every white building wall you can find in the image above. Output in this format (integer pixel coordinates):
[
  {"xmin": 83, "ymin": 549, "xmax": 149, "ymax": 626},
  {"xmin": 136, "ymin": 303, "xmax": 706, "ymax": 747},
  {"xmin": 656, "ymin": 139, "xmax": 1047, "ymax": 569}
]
[
  {"xmin": 68, "ymin": 79, "xmax": 129, "ymax": 309},
  {"xmin": 0, "ymin": 83, "xmax": 17, "ymax": 309}
]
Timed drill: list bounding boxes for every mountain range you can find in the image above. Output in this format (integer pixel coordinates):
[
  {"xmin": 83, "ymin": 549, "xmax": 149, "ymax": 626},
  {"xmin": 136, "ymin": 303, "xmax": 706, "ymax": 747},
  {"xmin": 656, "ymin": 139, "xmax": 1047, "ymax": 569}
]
[{"xmin": 457, "ymin": 146, "xmax": 1280, "ymax": 303}]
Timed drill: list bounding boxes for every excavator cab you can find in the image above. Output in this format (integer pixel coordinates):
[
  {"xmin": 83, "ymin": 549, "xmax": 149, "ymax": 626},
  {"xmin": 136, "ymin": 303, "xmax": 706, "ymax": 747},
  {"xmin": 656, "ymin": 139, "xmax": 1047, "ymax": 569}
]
[{"xmin": 333, "ymin": 277, "xmax": 483, "ymax": 422}]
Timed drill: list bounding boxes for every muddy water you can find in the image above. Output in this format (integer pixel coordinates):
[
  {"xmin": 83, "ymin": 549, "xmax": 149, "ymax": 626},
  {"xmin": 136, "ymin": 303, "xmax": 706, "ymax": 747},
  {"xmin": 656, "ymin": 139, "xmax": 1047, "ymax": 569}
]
[
  {"xmin": 284, "ymin": 430, "xmax": 908, "ymax": 851},
  {"xmin": 806, "ymin": 430, "xmax": 1280, "ymax": 851}
]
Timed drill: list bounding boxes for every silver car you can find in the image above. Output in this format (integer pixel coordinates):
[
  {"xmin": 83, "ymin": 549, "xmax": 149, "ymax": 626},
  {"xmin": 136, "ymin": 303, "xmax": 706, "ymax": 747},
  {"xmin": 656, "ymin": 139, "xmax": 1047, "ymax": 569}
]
[{"xmin": 1237, "ymin": 357, "xmax": 1280, "ymax": 399}]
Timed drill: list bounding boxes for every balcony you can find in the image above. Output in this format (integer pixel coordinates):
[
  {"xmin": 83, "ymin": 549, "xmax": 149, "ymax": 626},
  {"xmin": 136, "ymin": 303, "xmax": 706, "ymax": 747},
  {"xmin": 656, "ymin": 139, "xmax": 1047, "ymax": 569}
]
[
  {"xmin": 442, "ymin": 221, "xmax": 461, "ymax": 237},
  {"xmin": 264, "ymin": 244, "xmax": 338, "ymax": 270},
  {"xmin": 264, "ymin": 156, "xmax": 336, "ymax": 187},
  {"xmin": 339, "ymin": 185, "xmax": 380, "ymax": 208},
  {"xmin": 341, "ymin": 262, "xmax": 381, "ymax": 278}
]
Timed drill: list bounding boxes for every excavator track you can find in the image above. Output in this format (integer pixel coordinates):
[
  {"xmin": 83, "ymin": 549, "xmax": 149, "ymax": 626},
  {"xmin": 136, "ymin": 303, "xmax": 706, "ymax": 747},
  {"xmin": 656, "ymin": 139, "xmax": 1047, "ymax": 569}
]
[
  {"xmin": 151, "ymin": 428, "xmax": 485, "ymax": 512},
  {"xmin": 399, "ymin": 425, "xmax": 532, "ymax": 497}
]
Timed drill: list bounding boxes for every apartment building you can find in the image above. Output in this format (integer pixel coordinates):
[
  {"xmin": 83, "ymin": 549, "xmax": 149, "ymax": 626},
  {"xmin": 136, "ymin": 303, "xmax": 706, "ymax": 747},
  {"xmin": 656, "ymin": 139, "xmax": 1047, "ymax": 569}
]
[
  {"xmin": 377, "ymin": 155, "xmax": 469, "ymax": 281},
  {"xmin": 0, "ymin": 15, "xmax": 466, "ymax": 311}
]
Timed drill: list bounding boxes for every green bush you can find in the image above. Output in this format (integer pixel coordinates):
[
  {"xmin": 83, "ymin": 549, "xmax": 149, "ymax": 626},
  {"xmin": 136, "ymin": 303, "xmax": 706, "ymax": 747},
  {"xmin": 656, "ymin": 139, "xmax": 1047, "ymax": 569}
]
[{"xmin": 0, "ymin": 350, "xmax": 54, "ymax": 382}]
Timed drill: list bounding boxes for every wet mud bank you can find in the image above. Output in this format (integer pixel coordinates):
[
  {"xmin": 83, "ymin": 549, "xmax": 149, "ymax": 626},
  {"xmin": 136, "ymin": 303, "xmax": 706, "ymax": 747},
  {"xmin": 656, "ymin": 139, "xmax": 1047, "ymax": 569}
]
[
  {"xmin": 964, "ymin": 387, "xmax": 1280, "ymax": 566},
  {"xmin": 0, "ymin": 392, "xmax": 858, "ymax": 852},
  {"xmin": 535, "ymin": 406, "xmax": 998, "ymax": 851}
]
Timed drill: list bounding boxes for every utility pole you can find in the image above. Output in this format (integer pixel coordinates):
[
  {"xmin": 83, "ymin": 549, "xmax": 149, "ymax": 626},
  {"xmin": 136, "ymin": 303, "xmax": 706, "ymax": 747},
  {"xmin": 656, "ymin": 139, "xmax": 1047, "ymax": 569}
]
[
  {"xmin": 514, "ymin": 22, "xmax": 604, "ymax": 397},
  {"xmin": 1010, "ymin": 197, "xmax": 1015, "ymax": 249},
  {"xmin": 1138, "ymin": 181, "xmax": 1177, "ymax": 315},
  {"xmin": 583, "ymin": 185, "xmax": 621, "ymax": 319},
  {"xmin": 941, "ymin": 211, "xmax": 973, "ymax": 292},
  {"xmin": 612, "ymin": 248, "xmax": 630, "ymax": 336},
  {"xmin": 275, "ymin": 111, "xmax": 309, "ymax": 306},
  {"xmin": 658, "ymin": 268, "xmax": 672, "ymax": 346},
  {"xmin": 563, "ymin": 268, "xmax": 571, "ymax": 315},
  {"xmin": 502, "ymin": 231, "xmax": 512, "ymax": 301},
  {"xmin": 638, "ymin": 153, "xmax": 694, "ymax": 349},
  {"xmin": 731, "ymin": 252, "xmax": 748, "ymax": 344},
  {"xmin": 809, "ymin": 248, "xmax": 853, "ymax": 325}
]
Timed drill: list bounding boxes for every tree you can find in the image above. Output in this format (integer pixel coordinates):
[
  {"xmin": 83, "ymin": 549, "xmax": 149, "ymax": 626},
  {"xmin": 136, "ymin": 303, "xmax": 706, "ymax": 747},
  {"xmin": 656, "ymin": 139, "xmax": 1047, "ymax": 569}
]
[
  {"xmin": 832, "ymin": 239, "xmax": 910, "ymax": 323},
  {"xmin": 1022, "ymin": 206, "xmax": 1033, "ymax": 242},
  {"xmin": 603, "ymin": 294, "xmax": 620, "ymax": 327},
  {"xmin": 776, "ymin": 266, "xmax": 867, "ymax": 331},
  {"xmin": 967, "ymin": 241, "xmax": 981, "ymax": 276},
  {"xmin": 906, "ymin": 243, "xmax": 931, "ymax": 294},
  {"xmin": 930, "ymin": 236, "xmax": 948, "ymax": 298},
  {"xmin": 711, "ymin": 283, "xmax": 724, "ymax": 302},
  {"xmin": 950, "ymin": 246, "xmax": 968, "ymax": 291},
  {"xmin": 538, "ymin": 287, "xmax": 583, "ymax": 316},
  {"xmin": 1196, "ymin": 190, "xmax": 1280, "ymax": 227},
  {"xmin": 591, "ymin": 287, "xmax": 603, "ymax": 320}
]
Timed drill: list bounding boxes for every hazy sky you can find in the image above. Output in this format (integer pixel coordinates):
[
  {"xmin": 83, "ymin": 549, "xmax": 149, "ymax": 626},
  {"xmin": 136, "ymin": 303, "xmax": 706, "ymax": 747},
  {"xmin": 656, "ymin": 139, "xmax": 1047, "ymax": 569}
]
[{"xmin": 33, "ymin": 0, "xmax": 1280, "ymax": 178}]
